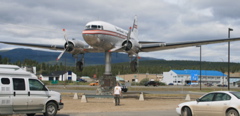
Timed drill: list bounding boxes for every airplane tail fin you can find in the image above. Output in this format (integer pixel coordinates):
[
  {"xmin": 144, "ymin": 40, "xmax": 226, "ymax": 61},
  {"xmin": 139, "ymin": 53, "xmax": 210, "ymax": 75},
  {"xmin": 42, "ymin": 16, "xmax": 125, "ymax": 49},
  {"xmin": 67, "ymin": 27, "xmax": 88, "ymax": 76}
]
[{"xmin": 131, "ymin": 15, "xmax": 138, "ymax": 40}]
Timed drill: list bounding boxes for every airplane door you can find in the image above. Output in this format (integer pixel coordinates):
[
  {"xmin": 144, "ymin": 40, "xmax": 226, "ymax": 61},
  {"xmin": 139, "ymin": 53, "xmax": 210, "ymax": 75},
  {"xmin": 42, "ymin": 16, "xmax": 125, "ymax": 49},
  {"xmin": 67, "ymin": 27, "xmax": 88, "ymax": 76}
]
[
  {"xmin": 28, "ymin": 79, "xmax": 49, "ymax": 110},
  {"xmin": 12, "ymin": 78, "xmax": 28, "ymax": 111},
  {"xmin": 0, "ymin": 77, "xmax": 13, "ymax": 114}
]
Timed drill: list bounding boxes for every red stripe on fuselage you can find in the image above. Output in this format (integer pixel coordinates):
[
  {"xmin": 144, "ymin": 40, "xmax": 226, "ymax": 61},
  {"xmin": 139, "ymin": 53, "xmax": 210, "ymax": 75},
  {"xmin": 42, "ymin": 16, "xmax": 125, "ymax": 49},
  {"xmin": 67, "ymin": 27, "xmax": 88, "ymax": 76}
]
[{"xmin": 82, "ymin": 30, "xmax": 127, "ymax": 39}]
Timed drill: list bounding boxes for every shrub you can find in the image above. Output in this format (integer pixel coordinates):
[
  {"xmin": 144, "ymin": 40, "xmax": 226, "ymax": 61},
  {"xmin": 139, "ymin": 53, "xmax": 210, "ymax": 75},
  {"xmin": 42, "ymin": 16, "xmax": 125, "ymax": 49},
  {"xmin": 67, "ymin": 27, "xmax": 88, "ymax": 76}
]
[{"xmin": 139, "ymin": 78, "xmax": 149, "ymax": 85}]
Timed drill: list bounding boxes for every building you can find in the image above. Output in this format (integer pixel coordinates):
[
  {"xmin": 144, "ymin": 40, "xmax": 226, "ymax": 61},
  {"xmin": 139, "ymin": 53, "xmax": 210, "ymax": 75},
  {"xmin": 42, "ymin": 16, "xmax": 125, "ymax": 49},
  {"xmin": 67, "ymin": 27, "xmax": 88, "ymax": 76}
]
[
  {"xmin": 163, "ymin": 69, "xmax": 227, "ymax": 85},
  {"xmin": 40, "ymin": 71, "xmax": 77, "ymax": 81},
  {"xmin": 117, "ymin": 73, "xmax": 163, "ymax": 82}
]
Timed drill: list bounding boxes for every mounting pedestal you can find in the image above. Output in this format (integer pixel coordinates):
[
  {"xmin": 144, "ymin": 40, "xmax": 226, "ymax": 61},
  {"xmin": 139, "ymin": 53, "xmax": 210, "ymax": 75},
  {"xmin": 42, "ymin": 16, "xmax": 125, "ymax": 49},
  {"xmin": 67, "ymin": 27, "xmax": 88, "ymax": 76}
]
[{"xmin": 96, "ymin": 52, "xmax": 116, "ymax": 95}]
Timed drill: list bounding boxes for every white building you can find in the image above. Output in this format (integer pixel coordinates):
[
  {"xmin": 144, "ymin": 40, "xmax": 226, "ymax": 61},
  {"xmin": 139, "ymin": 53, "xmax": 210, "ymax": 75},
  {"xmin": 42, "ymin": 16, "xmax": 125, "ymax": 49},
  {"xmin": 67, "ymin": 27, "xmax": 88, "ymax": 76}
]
[
  {"xmin": 40, "ymin": 71, "xmax": 77, "ymax": 81},
  {"xmin": 163, "ymin": 70, "xmax": 227, "ymax": 85}
]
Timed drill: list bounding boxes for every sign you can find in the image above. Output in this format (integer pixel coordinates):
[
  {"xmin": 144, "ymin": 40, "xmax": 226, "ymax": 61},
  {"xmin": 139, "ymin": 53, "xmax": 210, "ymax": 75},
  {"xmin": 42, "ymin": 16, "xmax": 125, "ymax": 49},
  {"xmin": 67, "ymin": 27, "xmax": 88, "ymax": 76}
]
[{"xmin": 191, "ymin": 73, "xmax": 198, "ymax": 81}]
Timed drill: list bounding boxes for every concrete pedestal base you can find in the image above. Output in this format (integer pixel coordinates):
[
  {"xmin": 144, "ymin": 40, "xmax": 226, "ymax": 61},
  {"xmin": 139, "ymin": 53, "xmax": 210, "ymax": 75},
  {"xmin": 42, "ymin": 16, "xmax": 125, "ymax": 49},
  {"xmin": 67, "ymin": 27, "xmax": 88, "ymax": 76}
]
[{"xmin": 96, "ymin": 75, "xmax": 116, "ymax": 95}]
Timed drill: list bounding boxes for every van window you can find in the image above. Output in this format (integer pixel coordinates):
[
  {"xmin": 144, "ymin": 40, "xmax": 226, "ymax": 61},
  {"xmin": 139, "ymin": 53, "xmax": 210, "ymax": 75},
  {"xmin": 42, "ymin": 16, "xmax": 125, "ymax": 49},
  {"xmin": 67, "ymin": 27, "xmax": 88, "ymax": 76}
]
[
  {"xmin": 1, "ymin": 78, "xmax": 10, "ymax": 85},
  {"xmin": 29, "ymin": 79, "xmax": 45, "ymax": 91},
  {"xmin": 13, "ymin": 78, "xmax": 26, "ymax": 90}
]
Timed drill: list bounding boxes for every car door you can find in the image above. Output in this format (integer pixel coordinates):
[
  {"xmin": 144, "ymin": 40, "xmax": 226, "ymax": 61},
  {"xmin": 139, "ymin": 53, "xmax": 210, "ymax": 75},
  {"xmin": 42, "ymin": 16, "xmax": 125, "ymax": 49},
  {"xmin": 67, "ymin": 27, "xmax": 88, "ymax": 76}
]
[
  {"xmin": 192, "ymin": 93, "xmax": 215, "ymax": 116},
  {"xmin": 12, "ymin": 78, "xmax": 28, "ymax": 111},
  {"xmin": 210, "ymin": 93, "xmax": 231, "ymax": 115},
  {"xmin": 27, "ymin": 79, "xmax": 49, "ymax": 110}
]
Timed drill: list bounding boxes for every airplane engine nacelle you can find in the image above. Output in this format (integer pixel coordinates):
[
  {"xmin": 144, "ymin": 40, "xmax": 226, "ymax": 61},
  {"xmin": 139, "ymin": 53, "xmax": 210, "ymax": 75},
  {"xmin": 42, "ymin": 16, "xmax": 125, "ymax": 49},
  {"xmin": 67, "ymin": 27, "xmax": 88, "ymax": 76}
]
[
  {"xmin": 122, "ymin": 40, "xmax": 140, "ymax": 54},
  {"xmin": 64, "ymin": 39, "xmax": 85, "ymax": 55}
]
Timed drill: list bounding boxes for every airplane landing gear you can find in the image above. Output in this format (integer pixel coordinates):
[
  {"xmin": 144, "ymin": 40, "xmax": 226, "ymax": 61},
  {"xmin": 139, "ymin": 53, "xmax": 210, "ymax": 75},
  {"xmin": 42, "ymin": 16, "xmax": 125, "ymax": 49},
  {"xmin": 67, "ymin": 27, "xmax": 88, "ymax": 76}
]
[
  {"xmin": 130, "ymin": 55, "xmax": 139, "ymax": 72},
  {"xmin": 75, "ymin": 54, "xmax": 84, "ymax": 72},
  {"xmin": 130, "ymin": 60, "xmax": 138, "ymax": 72},
  {"xmin": 76, "ymin": 61, "xmax": 83, "ymax": 72}
]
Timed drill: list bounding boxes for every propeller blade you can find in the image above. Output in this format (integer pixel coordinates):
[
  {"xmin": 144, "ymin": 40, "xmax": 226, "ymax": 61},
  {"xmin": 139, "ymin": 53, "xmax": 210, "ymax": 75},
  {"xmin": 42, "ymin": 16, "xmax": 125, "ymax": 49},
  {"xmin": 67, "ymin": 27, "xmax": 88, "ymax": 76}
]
[
  {"xmin": 108, "ymin": 46, "xmax": 123, "ymax": 52},
  {"xmin": 56, "ymin": 29, "xmax": 69, "ymax": 61},
  {"xmin": 56, "ymin": 49, "xmax": 66, "ymax": 61},
  {"xmin": 127, "ymin": 27, "xmax": 132, "ymax": 40},
  {"xmin": 62, "ymin": 29, "xmax": 69, "ymax": 42}
]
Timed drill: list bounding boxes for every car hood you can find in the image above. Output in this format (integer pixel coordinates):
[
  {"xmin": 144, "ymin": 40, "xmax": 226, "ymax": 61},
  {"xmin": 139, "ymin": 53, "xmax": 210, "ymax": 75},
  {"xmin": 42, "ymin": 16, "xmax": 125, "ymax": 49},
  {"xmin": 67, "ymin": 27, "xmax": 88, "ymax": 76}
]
[{"xmin": 178, "ymin": 101, "xmax": 197, "ymax": 107}]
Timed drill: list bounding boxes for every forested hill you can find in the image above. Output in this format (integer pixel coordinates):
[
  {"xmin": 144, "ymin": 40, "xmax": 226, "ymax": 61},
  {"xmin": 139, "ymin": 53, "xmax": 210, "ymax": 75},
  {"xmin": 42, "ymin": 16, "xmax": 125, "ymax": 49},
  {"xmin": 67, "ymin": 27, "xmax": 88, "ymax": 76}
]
[
  {"xmin": 109, "ymin": 60, "xmax": 240, "ymax": 75},
  {"xmin": 0, "ymin": 48, "xmax": 161, "ymax": 65},
  {"xmin": 0, "ymin": 48, "xmax": 240, "ymax": 76}
]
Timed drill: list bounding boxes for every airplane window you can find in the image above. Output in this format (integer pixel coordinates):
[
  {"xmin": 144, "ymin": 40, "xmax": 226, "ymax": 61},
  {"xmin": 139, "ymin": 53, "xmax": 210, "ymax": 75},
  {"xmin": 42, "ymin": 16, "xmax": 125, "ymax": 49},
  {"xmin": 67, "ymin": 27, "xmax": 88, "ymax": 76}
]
[
  {"xmin": 86, "ymin": 25, "xmax": 91, "ymax": 29},
  {"xmin": 85, "ymin": 25, "xmax": 102, "ymax": 30},
  {"xmin": 91, "ymin": 25, "xmax": 98, "ymax": 29}
]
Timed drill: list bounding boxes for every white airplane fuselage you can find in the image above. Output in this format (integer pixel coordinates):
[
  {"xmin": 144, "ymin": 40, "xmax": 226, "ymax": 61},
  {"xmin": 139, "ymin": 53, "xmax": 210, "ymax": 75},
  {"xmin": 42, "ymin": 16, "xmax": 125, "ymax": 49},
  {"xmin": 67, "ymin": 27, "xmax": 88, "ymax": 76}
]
[{"xmin": 82, "ymin": 21, "xmax": 132, "ymax": 52}]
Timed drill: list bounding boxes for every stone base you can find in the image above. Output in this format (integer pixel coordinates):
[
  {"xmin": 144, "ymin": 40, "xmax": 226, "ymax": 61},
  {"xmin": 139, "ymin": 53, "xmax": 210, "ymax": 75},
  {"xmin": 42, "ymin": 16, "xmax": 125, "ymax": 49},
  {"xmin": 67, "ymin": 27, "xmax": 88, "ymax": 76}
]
[{"xmin": 96, "ymin": 75, "xmax": 116, "ymax": 95}]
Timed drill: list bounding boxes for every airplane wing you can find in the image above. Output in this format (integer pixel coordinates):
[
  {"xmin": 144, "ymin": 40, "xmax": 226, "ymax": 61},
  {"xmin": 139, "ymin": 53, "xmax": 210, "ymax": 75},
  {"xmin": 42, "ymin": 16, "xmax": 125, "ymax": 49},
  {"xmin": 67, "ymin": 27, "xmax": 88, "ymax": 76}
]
[
  {"xmin": 139, "ymin": 41, "xmax": 164, "ymax": 44},
  {"xmin": 0, "ymin": 41, "xmax": 65, "ymax": 50},
  {"xmin": 0, "ymin": 41, "xmax": 106, "ymax": 53},
  {"xmin": 140, "ymin": 37, "xmax": 240, "ymax": 52},
  {"xmin": 1, "ymin": 37, "xmax": 240, "ymax": 53}
]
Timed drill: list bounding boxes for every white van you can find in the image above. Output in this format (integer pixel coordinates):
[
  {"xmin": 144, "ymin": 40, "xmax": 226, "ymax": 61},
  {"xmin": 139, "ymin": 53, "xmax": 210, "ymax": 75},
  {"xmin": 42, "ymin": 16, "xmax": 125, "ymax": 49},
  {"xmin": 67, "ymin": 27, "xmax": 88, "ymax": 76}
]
[{"xmin": 0, "ymin": 65, "xmax": 64, "ymax": 116}]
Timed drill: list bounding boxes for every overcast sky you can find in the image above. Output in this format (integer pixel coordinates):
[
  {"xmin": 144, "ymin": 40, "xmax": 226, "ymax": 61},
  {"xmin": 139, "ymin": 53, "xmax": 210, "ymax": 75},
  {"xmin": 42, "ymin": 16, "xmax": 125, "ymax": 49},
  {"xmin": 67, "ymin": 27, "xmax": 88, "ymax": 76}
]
[{"xmin": 1, "ymin": 0, "xmax": 240, "ymax": 62}]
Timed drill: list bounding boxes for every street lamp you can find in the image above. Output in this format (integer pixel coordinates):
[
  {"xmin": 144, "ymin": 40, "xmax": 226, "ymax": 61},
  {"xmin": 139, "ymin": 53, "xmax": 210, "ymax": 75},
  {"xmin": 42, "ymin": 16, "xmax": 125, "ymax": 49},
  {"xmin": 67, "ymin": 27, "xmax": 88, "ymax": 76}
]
[
  {"xmin": 228, "ymin": 28, "xmax": 233, "ymax": 90},
  {"xmin": 196, "ymin": 45, "xmax": 202, "ymax": 90}
]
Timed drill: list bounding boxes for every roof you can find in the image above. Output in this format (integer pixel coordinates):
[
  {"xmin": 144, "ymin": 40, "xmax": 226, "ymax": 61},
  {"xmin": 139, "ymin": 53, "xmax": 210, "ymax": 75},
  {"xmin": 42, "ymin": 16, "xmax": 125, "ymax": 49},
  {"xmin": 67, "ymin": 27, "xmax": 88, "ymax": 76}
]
[
  {"xmin": 0, "ymin": 64, "xmax": 37, "ymax": 78},
  {"xmin": 42, "ymin": 71, "xmax": 67, "ymax": 77},
  {"xmin": 172, "ymin": 69, "xmax": 226, "ymax": 76},
  {"xmin": 0, "ymin": 64, "xmax": 20, "ymax": 70},
  {"xmin": 116, "ymin": 76, "xmax": 124, "ymax": 81}
]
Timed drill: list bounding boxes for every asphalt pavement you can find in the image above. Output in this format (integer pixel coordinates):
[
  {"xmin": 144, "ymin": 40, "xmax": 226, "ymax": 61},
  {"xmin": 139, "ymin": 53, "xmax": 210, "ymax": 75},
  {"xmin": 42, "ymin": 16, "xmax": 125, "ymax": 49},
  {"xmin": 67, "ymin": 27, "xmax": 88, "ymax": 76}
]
[{"xmin": 36, "ymin": 109, "xmax": 178, "ymax": 116}]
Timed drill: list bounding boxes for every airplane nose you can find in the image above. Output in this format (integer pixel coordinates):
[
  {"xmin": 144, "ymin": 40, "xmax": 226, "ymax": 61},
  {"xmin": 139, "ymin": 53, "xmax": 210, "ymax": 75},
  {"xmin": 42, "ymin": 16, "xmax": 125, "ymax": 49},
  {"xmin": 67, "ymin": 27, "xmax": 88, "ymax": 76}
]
[{"xmin": 83, "ymin": 34, "xmax": 100, "ymax": 45}]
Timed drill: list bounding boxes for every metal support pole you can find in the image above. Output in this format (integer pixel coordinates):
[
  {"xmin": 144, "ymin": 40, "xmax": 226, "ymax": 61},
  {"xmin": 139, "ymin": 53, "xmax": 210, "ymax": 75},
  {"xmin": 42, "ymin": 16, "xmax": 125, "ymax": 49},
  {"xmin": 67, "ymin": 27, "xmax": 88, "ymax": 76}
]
[
  {"xmin": 197, "ymin": 45, "xmax": 202, "ymax": 90},
  {"xmin": 200, "ymin": 45, "xmax": 202, "ymax": 90},
  {"xmin": 228, "ymin": 28, "xmax": 233, "ymax": 90},
  {"xmin": 104, "ymin": 52, "xmax": 112, "ymax": 75}
]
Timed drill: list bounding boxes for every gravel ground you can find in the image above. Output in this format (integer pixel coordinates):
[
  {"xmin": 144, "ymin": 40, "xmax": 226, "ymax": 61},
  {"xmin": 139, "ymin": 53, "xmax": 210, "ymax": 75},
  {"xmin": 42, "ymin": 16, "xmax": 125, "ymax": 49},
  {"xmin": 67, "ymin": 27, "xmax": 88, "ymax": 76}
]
[
  {"xmin": 4, "ymin": 96, "xmax": 186, "ymax": 116},
  {"xmin": 58, "ymin": 96, "xmax": 185, "ymax": 114}
]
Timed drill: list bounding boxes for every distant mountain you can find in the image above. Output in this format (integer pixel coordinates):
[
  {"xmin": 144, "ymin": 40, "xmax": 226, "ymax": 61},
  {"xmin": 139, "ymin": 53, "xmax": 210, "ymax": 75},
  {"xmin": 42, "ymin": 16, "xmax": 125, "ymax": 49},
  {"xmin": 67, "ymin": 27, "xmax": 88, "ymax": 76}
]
[{"xmin": 0, "ymin": 48, "xmax": 163, "ymax": 66}]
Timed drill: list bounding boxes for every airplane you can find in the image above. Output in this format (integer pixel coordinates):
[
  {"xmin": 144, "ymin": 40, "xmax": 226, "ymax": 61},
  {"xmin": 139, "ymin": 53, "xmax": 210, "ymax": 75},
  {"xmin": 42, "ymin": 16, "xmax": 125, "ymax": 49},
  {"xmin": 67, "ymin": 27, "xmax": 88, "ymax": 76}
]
[{"xmin": 1, "ymin": 16, "xmax": 240, "ymax": 74}]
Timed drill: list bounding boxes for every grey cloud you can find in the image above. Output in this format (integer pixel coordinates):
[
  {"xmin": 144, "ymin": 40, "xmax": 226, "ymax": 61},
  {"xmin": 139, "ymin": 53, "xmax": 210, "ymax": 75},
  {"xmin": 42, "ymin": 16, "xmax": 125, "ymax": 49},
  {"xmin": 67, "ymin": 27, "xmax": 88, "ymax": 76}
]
[{"xmin": 1, "ymin": 0, "xmax": 240, "ymax": 62}]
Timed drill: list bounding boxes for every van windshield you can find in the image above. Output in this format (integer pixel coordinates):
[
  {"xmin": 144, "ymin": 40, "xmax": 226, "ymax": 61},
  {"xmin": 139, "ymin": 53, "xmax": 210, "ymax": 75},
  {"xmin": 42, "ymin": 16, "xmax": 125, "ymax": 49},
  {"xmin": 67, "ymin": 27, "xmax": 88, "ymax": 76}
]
[{"xmin": 29, "ymin": 79, "xmax": 47, "ymax": 91}]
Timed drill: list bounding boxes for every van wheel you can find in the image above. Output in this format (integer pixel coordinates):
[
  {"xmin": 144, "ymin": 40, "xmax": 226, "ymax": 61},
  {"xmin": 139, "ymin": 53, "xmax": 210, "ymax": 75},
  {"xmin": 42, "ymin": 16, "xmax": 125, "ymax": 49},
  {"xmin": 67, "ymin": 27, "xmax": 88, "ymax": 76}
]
[
  {"xmin": 27, "ymin": 113, "xmax": 35, "ymax": 116},
  {"xmin": 44, "ymin": 102, "xmax": 57, "ymax": 116}
]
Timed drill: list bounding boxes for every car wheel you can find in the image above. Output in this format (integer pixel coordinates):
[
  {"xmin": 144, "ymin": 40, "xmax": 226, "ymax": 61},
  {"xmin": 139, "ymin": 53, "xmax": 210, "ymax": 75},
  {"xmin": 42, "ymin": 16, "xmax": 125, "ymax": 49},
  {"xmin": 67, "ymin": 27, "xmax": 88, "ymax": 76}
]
[
  {"xmin": 181, "ymin": 107, "xmax": 192, "ymax": 116},
  {"xmin": 226, "ymin": 109, "xmax": 239, "ymax": 116},
  {"xmin": 44, "ymin": 102, "xmax": 57, "ymax": 116}
]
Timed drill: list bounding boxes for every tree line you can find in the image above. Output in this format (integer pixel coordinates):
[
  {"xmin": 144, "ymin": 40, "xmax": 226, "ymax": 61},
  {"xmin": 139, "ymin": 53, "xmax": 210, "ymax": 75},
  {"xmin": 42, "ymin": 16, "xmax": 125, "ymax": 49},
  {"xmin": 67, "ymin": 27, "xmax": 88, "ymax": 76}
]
[{"xmin": 1, "ymin": 55, "xmax": 240, "ymax": 78}]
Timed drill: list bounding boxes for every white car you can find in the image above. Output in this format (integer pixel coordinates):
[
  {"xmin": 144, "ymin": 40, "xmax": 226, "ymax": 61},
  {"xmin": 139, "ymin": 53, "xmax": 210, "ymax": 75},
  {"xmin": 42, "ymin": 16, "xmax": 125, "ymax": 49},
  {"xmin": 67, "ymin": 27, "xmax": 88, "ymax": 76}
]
[{"xmin": 176, "ymin": 91, "xmax": 240, "ymax": 116}]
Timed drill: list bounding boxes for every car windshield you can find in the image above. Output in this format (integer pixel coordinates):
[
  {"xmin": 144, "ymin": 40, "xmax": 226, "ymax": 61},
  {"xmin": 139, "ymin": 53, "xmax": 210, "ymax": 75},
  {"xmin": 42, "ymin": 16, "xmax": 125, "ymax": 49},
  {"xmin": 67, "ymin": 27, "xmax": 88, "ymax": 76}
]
[{"xmin": 230, "ymin": 92, "xmax": 240, "ymax": 99}]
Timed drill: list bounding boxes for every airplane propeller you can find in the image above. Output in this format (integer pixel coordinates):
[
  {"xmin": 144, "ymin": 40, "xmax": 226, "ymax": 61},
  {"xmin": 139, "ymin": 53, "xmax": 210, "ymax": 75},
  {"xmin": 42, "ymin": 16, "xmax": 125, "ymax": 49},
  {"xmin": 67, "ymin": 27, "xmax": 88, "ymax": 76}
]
[
  {"xmin": 123, "ymin": 27, "xmax": 132, "ymax": 51},
  {"xmin": 56, "ymin": 29, "xmax": 70, "ymax": 61}
]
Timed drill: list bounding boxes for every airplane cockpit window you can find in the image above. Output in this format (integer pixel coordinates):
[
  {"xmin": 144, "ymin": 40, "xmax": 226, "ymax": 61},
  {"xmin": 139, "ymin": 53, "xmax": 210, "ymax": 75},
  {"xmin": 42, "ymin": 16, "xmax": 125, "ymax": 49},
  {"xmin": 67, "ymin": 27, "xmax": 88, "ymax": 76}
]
[
  {"xmin": 86, "ymin": 25, "xmax": 91, "ymax": 30},
  {"xmin": 91, "ymin": 25, "xmax": 98, "ymax": 29},
  {"xmin": 85, "ymin": 25, "xmax": 103, "ymax": 30}
]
